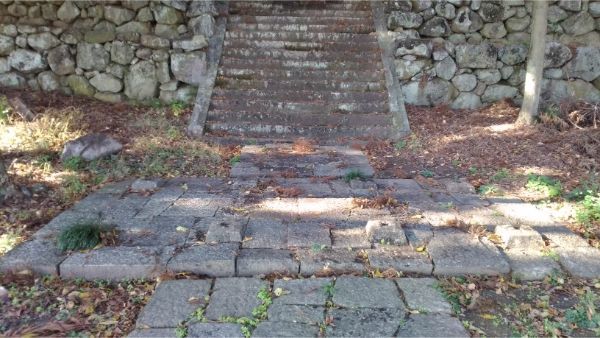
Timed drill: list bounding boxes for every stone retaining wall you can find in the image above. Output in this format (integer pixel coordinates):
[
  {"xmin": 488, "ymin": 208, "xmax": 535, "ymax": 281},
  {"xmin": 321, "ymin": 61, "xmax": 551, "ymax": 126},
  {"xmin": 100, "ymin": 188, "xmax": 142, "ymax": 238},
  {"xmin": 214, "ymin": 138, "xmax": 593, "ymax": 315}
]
[
  {"xmin": 0, "ymin": 0, "xmax": 219, "ymax": 104},
  {"xmin": 386, "ymin": 0, "xmax": 600, "ymax": 108}
]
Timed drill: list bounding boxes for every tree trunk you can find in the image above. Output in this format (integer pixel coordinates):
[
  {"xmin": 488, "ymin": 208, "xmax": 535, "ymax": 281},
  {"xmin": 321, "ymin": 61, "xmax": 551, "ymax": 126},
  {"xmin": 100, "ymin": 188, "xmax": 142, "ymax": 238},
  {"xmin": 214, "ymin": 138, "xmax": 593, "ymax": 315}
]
[{"xmin": 517, "ymin": 0, "xmax": 548, "ymax": 125}]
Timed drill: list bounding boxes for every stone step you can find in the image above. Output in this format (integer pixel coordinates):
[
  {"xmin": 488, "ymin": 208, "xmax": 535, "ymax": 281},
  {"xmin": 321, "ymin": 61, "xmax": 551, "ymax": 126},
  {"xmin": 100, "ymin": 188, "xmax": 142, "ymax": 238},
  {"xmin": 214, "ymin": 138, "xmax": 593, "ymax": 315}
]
[
  {"xmin": 222, "ymin": 47, "xmax": 381, "ymax": 62},
  {"xmin": 223, "ymin": 38, "xmax": 380, "ymax": 52},
  {"xmin": 209, "ymin": 98, "xmax": 388, "ymax": 114},
  {"xmin": 212, "ymin": 88, "xmax": 387, "ymax": 103},
  {"xmin": 230, "ymin": 1, "xmax": 371, "ymax": 12},
  {"xmin": 207, "ymin": 110, "xmax": 392, "ymax": 127},
  {"xmin": 214, "ymin": 78, "xmax": 385, "ymax": 92},
  {"xmin": 205, "ymin": 120, "xmax": 396, "ymax": 138},
  {"xmin": 228, "ymin": 7, "xmax": 372, "ymax": 18},
  {"xmin": 227, "ymin": 22, "xmax": 374, "ymax": 34},
  {"xmin": 218, "ymin": 67, "xmax": 384, "ymax": 82},
  {"xmin": 225, "ymin": 30, "xmax": 377, "ymax": 43},
  {"xmin": 228, "ymin": 15, "xmax": 373, "ymax": 25},
  {"xmin": 220, "ymin": 56, "xmax": 383, "ymax": 71}
]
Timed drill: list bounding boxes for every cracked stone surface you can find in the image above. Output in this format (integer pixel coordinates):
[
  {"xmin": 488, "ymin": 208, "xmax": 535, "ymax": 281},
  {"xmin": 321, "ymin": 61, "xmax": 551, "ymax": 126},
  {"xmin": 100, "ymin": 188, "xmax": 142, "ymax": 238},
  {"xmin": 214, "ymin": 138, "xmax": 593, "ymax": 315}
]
[
  {"xmin": 332, "ymin": 276, "xmax": 404, "ymax": 309},
  {"xmin": 205, "ymin": 278, "xmax": 267, "ymax": 320},
  {"xmin": 397, "ymin": 313, "xmax": 469, "ymax": 337},
  {"xmin": 396, "ymin": 278, "xmax": 452, "ymax": 314}
]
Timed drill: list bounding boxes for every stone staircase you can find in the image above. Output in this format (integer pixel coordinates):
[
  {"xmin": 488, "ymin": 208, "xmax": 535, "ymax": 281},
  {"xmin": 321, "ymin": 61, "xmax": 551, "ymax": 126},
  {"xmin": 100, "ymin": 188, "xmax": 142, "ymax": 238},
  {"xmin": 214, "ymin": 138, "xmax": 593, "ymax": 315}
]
[{"xmin": 205, "ymin": 0, "xmax": 396, "ymax": 140}]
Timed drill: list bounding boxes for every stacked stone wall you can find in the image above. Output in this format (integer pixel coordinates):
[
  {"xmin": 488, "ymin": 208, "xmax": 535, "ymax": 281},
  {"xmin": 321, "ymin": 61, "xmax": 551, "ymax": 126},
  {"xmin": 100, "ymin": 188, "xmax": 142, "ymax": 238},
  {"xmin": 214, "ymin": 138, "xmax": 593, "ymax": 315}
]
[
  {"xmin": 0, "ymin": 0, "xmax": 219, "ymax": 104},
  {"xmin": 386, "ymin": 0, "xmax": 600, "ymax": 108}
]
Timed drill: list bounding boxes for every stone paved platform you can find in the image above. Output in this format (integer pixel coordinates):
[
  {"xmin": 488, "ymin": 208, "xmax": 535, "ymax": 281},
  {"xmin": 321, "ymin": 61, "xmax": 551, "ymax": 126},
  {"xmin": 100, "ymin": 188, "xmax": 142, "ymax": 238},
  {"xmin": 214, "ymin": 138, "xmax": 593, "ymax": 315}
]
[
  {"xmin": 129, "ymin": 276, "xmax": 469, "ymax": 338},
  {"xmin": 2, "ymin": 144, "xmax": 600, "ymax": 281}
]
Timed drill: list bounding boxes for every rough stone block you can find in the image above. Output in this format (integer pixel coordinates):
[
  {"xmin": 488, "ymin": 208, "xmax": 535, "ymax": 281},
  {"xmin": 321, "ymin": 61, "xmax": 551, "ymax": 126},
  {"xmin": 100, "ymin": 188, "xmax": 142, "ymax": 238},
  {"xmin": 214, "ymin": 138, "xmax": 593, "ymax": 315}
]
[
  {"xmin": 236, "ymin": 249, "xmax": 299, "ymax": 276},
  {"xmin": 494, "ymin": 224, "xmax": 544, "ymax": 249},
  {"xmin": 267, "ymin": 304, "xmax": 324, "ymax": 324},
  {"xmin": 162, "ymin": 193, "xmax": 217, "ymax": 217},
  {"xmin": 326, "ymin": 307, "xmax": 404, "ymax": 337},
  {"xmin": 367, "ymin": 247, "xmax": 433, "ymax": 275},
  {"xmin": 332, "ymin": 276, "xmax": 404, "ymax": 309},
  {"xmin": 136, "ymin": 280, "xmax": 211, "ymax": 328},
  {"xmin": 287, "ymin": 222, "xmax": 331, "ymax": 248},
  {"xmin": 242, "ymin": 218, "xmax": 288, "ymax": 249},
  {"xmin": 428, "ymin": 229, "xmax": 510, "ymax": 276},
  {"xmin": 120, "ymin": 216, "xmax": 194, "ymax": 247},
  {"xmin": 187, "ymin": 323, "xmax": 243, "ymax": 338},
  {"xmin": 273, "ymin": 278, "xmax": 332, "ymax": 306},
  {"xmin": 135, "ymin": 187, "xmax": 184, "ymax": 219},
  {"xmin": 128, "ymin": 328, "xmax": 177, "ymax": 337},
  {"xmin": 60, "ymin": 246, "xmax": 162, "ymax": 280},
  {"xmin": 253, "ymin": 321, "xmax": 320, "ymax": 338},
  {"xmin": 332, "ymin": 228, "xmax": 371, "ymax": 249},
  {"xmin": 205, "ymin": 278, "xmax": 267, "ymax": 320},
  {"xmin": 298, "ymin": 248, "xmax": 365, "ymax": 276},
  {"xmin": 403, "ymin": 221, "xmax": 433, "ymax": 248},
  {"xmin": 396, "ymin": 278, "xmax": 451, "ymax": 314},
  {"xmin": 365, "ymin": 217, "xmax": 407, "ymax": 245},
  {"xmin": 397, "ymin": 314, "xmax": 469, "ymax": 337},
  {"xmin": 206, "ymin": 216, "xmax": 248, "ymax": 243},
  {"xmin": 504, "ymin": 248, "xmax": 561, "ymax": 281},
  {"xmin": 0, "ymin": 239, "xmax": 64, "ymax": 275},
  {"xmin": 168, "ymin": 243, "xmax": 238, "ymax": 277}
]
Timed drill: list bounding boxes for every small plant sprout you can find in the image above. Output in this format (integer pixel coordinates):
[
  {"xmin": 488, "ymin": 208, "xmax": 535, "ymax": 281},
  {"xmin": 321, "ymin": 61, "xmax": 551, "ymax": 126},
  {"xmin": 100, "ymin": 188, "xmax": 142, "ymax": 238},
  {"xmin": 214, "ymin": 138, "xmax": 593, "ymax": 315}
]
[
  {"xmin": 229, "ymin": 155, "xmax": 241, "ymax": 165},
  {"xmin": 420, "ymin": 169, "xmax": 434, "ymax": 178},
  {"xmin": 525, "ymin": 174, "xmax": 562, "ymax": 198},
  {"xmin": 344, "ymin": 169, "xmax": 367, "ymax": 182},
  {"xmin": 324, "ymin": 282, "xmax": 335, "ymax": 297}
]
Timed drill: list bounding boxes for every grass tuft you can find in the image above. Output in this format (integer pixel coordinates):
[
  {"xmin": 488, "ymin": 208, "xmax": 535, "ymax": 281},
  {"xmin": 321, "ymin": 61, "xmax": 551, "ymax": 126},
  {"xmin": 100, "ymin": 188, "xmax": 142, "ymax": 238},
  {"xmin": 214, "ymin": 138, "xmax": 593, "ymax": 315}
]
[
  {"xmin": 57, "ymin": 223, "xmax": 112, "ymax": 252},
  {"xmin": 344, "ymin": 169, "xmax": 367, "ymax": 182},
  {"xmin": 525, "ymin": 174, "xmax": 562, "ymax": 198}
]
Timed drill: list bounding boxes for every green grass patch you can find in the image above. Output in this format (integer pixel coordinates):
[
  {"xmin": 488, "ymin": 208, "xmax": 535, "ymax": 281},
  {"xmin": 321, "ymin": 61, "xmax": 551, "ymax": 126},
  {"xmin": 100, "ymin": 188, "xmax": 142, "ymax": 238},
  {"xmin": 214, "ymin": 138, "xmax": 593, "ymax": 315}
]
[
  {"xmin": 229, "ymin": 155, "xmax": 241, "ymax": 165},
  {"xmin": 57, "ymin": 223, "xmax": 112, "ymax": 252},
  {"xmin": 420, "ymin": 169, "xmax": 434, "ymax": 178},
  {"xmin": 344, "ymin": 169, "xmax": 367, "ymax": 182},
  {"xmin": 575, "ymin": 194, "xmax": 600, "ymax": 225},
  {"xmin": 525, "ymin": 174, "xmax": 562, "ymax": 198},
  {"xmin": 565, "ymin": 290, "xmax": 600, "ymax": 334},
  {"xmin": 478, "ymin": 184, "xmax": 501, "ymax": 196},
  {"xmin": 491, "ymin": 168, "xmax": 510, "ymax": 182}
]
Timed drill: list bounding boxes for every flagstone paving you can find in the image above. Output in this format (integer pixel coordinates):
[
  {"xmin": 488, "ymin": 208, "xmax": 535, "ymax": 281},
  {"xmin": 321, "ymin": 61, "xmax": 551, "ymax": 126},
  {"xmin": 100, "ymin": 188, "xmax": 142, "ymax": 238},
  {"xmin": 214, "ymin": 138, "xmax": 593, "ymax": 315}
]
[{"xmin": 2, "ymin": 143, "xmax": 600, "ymax": 336}]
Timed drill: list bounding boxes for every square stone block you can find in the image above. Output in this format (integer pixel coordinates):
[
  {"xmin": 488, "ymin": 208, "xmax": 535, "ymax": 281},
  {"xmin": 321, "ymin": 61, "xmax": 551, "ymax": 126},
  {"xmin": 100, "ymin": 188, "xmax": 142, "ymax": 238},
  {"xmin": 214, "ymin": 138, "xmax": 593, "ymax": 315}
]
[
  {"xmin": 168, "ymin": 243, "xmax": 238, "ymax": 277},
  {"xmin": 236, "ymin": 249, "xmax": 299, "ymax": 276},
  {"xmin": 205, "ymin": 278, "xmax": 267, "ymax": 320},
  {"xmin": 206, "ymin": 216, "xmax": 248, "ymax": 243},
  {"xmin": 332, "ymin": 276, "xmax": 404, "ymax": 309}
]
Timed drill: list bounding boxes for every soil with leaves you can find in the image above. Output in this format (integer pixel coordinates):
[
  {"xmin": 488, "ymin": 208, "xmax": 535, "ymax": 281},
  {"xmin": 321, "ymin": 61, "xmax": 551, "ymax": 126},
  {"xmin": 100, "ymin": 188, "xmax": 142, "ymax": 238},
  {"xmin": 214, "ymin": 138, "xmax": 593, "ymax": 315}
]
[
  {"xmin": 438, "ymin": 275, "xmax": 600, "ymax": 337},
  {"xmin": 363, "ymin": 100, "xmax": 600, "ymax": 248}
]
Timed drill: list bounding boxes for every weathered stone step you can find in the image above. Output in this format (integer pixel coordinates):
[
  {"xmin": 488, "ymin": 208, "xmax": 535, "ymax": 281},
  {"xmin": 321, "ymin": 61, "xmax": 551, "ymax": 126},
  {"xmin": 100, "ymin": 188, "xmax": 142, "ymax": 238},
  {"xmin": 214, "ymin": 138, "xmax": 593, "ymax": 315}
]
[
  {"xmin": 219, "ymin": 67, "xmax": 384, "ymax": 82},
  {"xmin": 207, "ymin": 110, "xmax": 392, "ymax": 127},
  {"xmin": 228, "ymin": 15, "xmax": 372, "ymax": 25},
  {"xmin": 221, "ymin": 56, "xmax": 383, "ymax": 71},
  {"xmin": 228, "ymin": 8, "xmax": 372, "ymax": 18},
  {"xmin": 212, "ymin": 88, "xmax": 387, "ymax": 103},
  {"xmin": 222, "ymin": 47, "xmax": 380, "ymax": 62},
  {"xmin": 214, "ymin": 78, "xmax": 385, "ymax": 92},
  {"xmin": 227, "ymin": 22, "xmax": 374, "ymax": 34},
  {"xmin": 223, "ymin": 38, "xmax": 380, "ymax": 52},
  {"xmin": 209, "ymin": 97, "xmax": 387, "ymax": 114},
  {"xmin": 230, "ymin": 1, "xmax": 371, "ymax": 12},
  {"xmin": 205, "ymin": 120, "xmax": 396, "ymax": 138},
  {"xmin": 225, "ymin": 30, "xmax": 377, "ymax": 43}
]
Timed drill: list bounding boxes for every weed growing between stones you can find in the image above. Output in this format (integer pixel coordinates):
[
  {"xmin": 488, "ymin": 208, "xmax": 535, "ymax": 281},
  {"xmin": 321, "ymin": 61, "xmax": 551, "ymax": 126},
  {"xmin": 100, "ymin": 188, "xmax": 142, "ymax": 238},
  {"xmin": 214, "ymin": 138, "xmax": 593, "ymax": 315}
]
[
  {"xmin": 525, "ymin": 174, "xmax": 563, "ymax": 198},
  {"xmin": 220, "ymin": 286, "xmax": 273, "ymax": 338},
  {"xmin": 343, "ymin": 169, "xmax": 367, "ymax": 183},
  {"xmin": 56, "ymin": 223, "xmax": 117, "ymax": 252}
]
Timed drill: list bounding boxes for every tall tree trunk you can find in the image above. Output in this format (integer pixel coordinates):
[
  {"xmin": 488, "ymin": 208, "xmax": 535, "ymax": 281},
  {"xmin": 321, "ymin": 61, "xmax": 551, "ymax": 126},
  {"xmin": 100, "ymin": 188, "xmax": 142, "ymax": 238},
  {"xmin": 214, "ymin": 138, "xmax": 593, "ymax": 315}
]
[{"xmin": 517, "ymin": 0, "xmax": 548, "ymax": 125}]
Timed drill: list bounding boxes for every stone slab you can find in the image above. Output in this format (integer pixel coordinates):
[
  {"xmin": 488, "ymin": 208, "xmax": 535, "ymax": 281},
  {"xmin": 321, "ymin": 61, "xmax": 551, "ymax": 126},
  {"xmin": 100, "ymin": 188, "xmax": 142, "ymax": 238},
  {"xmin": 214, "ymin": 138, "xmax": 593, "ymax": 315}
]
[
  {"xmin": 297, "ymin": 198, "xmax": 354, "ymax": 219},
  {"xmin": 494, "ymin": 224, "xmax": 544, "ymax": 249},
  {"xmin": 287, "ymin": 222, "xmax": 331, "ymax": 248},
  {"xmin": 205, "ymin": 278, "xmax": 267, "ymax": 320},
  {"xmin": 136, "ymin": 280, "xmax": 211, "ymax": 328},
  {"xmin": 297, "ymin": 248, "xmax": 365, "ymax": 276},
  {"xmin": 60, "ymin": 246, "xmax": 162, "ymax": 280},
  {"xmin": 428, "ymin": 229, "xmax": 510, "ymax": 276},
  {"xmin": 555, "ymin": 246, "xmax": 600, "ymax": 279},
  {"xmin": 504, "ymin": 248, "xmax": 561, "ymax": 281},
  {"xmin": 491, "ymin": 199, "xmax": 558, "ymax": 226},
  {"xmin": 331, "ymin": 228, "xmax": 371, "ymax": 249},
  {"xmin": 0, "ymin": 239, "xmax": 65, "ymax": 275},
  {"xmin": 168, "ymin": 243, "xmax": 238, "ymax": 277},
  {"xmin": 128, "ymin": 328, "xmax": 177, "ymax": 337},
  {"xmin": 236, "ymin": 249, "xmax": 299, "ymax": 276},
  {"xmin": 242, "ymin": 218, "xmax": 288, "ymax": 249},
  {"xmin": 267, "ymin": 304, "xmax": 324, "ymax": 324},
  {"xmin": 332, "ymin": 276, "xmax": 404, "ymax": 309},
  {"xmin": 101, "ymin": 195, "xmax": 150, "ymax": 224},
  {"xmin": 253, "ymin": 321, "xmax": 320, "ymax": 338},
  {"xmin": 396, "ymin": 278, "xmax": 451, "ymax": 314},
  {"xmin": 205, "ymin": 216, "xmax": 248, "ymax": 243},
  {"xmin": 120, "ymin": 216, "xmax": 195, "ymax": 247},
  {"xmin": 397, "ymin": 314, "xmax": 469, "ymax": 337},
  {"xmin": 365, "ymin": 217, "xmax": 407, "ymax": 246},
  {"xmin": 135, "ymin": 187, "xmax": 185, "ymax": 219},
  {"xmin": 161, "ymin": 193, "xmax": 217, "ymax": 217},
  {"xmin": 326, "ymin": 307, "xmax": 404, "ymax": 337},
  {"xmin": 187, "ymin": 323, "xmax": 244, "ymax": 338},
  {"xmin": 403, "ymin": 221, "xmax": 433, "ymax": 248},
  {"xmin": 273, "ymin": 278, "xmax": 332, "ymax": 306},
  {"xmin": 367, "ymin": 247, "xmax": 433, "ymax": 275}
]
